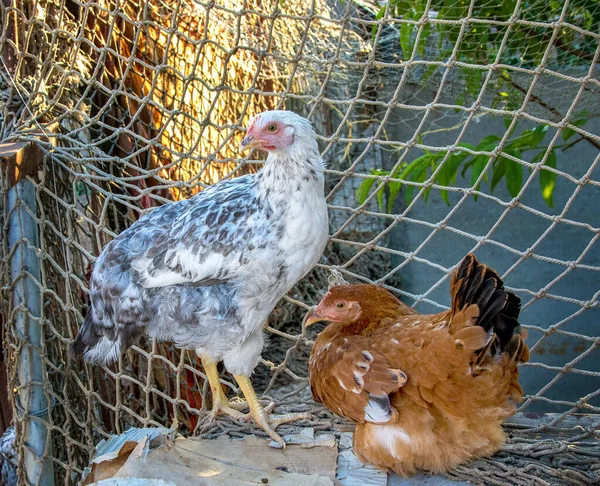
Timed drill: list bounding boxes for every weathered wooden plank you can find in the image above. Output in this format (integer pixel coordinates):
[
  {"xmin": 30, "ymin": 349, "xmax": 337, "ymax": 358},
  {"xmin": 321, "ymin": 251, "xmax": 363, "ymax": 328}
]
[
  {"xmin": 0, "ymin": 140, "xmax": 46, "ymax": 189},
  {"xmin": 0, "ymin": 141, "xmax": 29, "ymax": 157},
  {"xmin": 83, "ymin": 428, "xmax": 338, "ymax": 485},
  {"xmin": 1, "ymin": 126, "xmax": 58, "ymax": 189}
]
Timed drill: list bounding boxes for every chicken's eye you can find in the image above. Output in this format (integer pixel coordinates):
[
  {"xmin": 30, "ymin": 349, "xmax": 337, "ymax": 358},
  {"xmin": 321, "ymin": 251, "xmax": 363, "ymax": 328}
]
[
  {"xmin": 267, "ymin": 124, "xmax": 277, "ymax": 133},
  {"xmin": 336, "ymin": 302, "xmax": 345, "ymax": 309}
]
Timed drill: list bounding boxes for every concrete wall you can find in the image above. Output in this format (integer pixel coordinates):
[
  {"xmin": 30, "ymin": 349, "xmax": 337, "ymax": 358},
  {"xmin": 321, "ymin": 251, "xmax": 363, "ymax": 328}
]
[{"xmin": 377, "ymin": 83, "xmax": 600, "ymax": 412}]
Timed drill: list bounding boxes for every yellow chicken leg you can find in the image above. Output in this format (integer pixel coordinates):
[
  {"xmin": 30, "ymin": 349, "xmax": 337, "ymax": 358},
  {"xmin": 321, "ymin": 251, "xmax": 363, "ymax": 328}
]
[
  {"xmin": 234, "ymin": 374, "xmax": 312, "ymax": 447},
  {"xmin": 201, "ymin": 356, "xmax": 247, "ymax": 420},
  {"xmin": 200, "ymin": 355, "xmax": 310, "ymax": 445}
]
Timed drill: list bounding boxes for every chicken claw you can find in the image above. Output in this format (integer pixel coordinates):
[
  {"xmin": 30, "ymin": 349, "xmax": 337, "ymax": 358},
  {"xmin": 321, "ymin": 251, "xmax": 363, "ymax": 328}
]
[
  {"xmin": 200, "ymin": 356, "xmax": 310, "ymax": 444},
  {"xmin": 234, "ymin": 375, "xmax": 311, "ymax": 447}
]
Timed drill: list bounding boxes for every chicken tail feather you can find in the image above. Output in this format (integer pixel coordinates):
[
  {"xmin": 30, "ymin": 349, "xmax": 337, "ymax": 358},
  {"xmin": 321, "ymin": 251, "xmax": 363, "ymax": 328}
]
[
  {"xmin": 451, "ymin": 253, "xmax": 526, "ymax": 355},
  {"xmin": 70, "ymin": 311, "xmax": 139, "ymax": 365},
  {"xmin": 505, "ymin": 333, "xmax": 529, "ymax": 365}
]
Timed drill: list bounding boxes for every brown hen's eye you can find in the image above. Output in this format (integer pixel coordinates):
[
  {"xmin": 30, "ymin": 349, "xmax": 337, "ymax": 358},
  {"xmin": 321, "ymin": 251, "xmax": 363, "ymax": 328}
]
[
  {"xmin": 336, "ymin": 302, "xmax": 345, "ymax": 309},
  {"xmin": 267, "ymin": 124, "xmax": 277, "ymax": 132}
]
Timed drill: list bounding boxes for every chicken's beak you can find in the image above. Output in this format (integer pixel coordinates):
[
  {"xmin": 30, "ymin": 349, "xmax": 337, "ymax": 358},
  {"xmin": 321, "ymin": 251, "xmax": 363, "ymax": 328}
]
[
  {"xmin": 304, "ymin": 308, "xmax": 327, "ymax": 327},
  {"xmin": 239, "ymin": 135, "xmax": 259, "ymax": 153}
]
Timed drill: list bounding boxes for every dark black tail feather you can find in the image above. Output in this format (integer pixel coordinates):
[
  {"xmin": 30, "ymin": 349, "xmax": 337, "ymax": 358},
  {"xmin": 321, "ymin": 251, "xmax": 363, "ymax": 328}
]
[{"xmin": 452, "ymin": 253, "xmax": 522, "ymax": 352}]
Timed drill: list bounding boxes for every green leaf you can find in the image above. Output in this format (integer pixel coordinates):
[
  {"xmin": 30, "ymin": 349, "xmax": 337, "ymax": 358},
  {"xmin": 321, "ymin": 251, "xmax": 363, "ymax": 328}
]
[
  {"xmin": 394, "ymin": 153, "xmax": 433, "ymax": 181},
  {"xmin": 490, "ymin": 158, "xmax": 507, "ymax": 193},
  {"xmin": 530, "ymin": 124, "xmax": 549, "ymax": 147},
  {"xmin": 376, "ymin": 185, "xmax": 385, "ymax": 211},
  {"xmin": 476, "ymin": 135, "xmax": 501, "ymax": 150},
  {"xmin": 437, "ymin": 152, "xmax": 467, "ymax": 205},
  {"xmin": 453, "ymin": 143, "xmax": 476, "ymax": 178},
  {"xmin": 437, "ymin": 160, "xmax": 451, "ymax": 204},
  {"xmin": 506, "ymin": 125, "xmax": 548, "ymax": 152},
  {"xmin": 533, "ymin": 125, "xmax": 548, "ymax": 143},
  {"xmin": 504, "ymin": 91, "xmax": 521, "ymax": 129},
  {"xmin": 457, "ymin": 142, "xmax": 476, "ymax": 152},
  {"xmin": 392, "ymin": 0, "xmax": 411, "ymax": 17},
  {"xmin": 455, "ymin": 90, "xmax": 467, "ymax": 109},
  {"xmin": 505, "ymin": 158, "xmax": 523, "ymax": 197},
  {"xmin": 562, "ymin": 118, "xmax": 587, "ymax": 142},
  {"xmin": 539, "ymin": 150, "xmax": 557, "ymax": 208},
  {"xmin": 372, "ymin": 6, "xmax": 387, "ymax": 42},
  {"xmin": 417, "ymin": 23, "xmax": 431, "ymax": 56},
  {"xmin": 501, "ymin": 0, "xmax": 517, "ymax": 16},
  {"xmin": 405, "ymin": 164, "xmax": 430, "ymax": 205},
  {"xmin": 395, "ymin": 153, "xmax": 436, "ymax": 205},
  {"xmin": 522, "ymin": 34, "xmax": 547, "ymax": 66},
  {"xmin": 461, "ymin": 160, "xmax": 473, "ymax": 179},
  {"xmin": 562, "ymin": 126, "xmax": 576, "ymax": 142},
  {"xmin": 423, "ymin": 185, "xmax": 432, "ymax": 203},
  {"xmin": 422, "ymin": 63, "xmax": 438, "ymax": 85},
  {"xmin": 508, "ymin": 125, "xmax": 547, "ymax": 152},
  {"xmin": 400, "ymin": 13, "xmax": 415, "ymax": 56},
  {"xmin": 470, "ymin": 155, "xmax": 489, "ymax": 201},
  {"xmin": 387, "ymin": 181, "xmax": 402, "ymax": 213},
  {"xmin": 441, "ymin": 0, "xmax": 468, "ymax": 20},
  {"xmin": 458, "ymin": 137, "xmax": 497, "ymax": 180},
  {"xmin": 439, "ymin": 189, "xmax": 450, "ymax": 205},
  {"xmin": 466, "ymin": 70, "xmax": 482, "ymax": 99},
  {"xmin": 405, "ymin": 183, "xmax": 416, "ymax": 206},
  {"xmin": 356, "ymin": 177, "xmax": 378, "ymax": 205}
]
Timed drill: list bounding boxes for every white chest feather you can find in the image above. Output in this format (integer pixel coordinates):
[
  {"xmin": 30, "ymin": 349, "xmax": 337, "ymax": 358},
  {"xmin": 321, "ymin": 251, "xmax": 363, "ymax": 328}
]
[{"xmin": 279, "ymin": 186, "xmax": 328, "ymax": 282}]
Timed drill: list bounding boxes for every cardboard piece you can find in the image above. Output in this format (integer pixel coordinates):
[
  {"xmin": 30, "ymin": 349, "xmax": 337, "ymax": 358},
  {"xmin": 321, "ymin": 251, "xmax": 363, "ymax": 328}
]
[{"xmin": 82, "ymin": 427, "xmax": 173, "ymax": 485}]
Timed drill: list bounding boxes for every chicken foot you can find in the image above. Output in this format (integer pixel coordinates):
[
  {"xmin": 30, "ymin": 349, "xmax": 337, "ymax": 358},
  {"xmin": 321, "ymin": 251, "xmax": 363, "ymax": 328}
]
[
  {"xmin": 233, "ymin": 374, "xmax": 311, "ymax": 447},
  {"xmin": 201, "ymin": 356, "xmax": 309, "ymax": 446},
  {"xmin": 201, "ymin": 356, "xmax": 248, "ymax": 420}
]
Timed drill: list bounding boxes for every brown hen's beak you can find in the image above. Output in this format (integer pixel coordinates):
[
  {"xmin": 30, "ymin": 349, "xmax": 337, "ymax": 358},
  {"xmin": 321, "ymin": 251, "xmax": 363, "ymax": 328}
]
[
  {"xmin": 304, "ymin": 308, "xmax": 327, "ymax": 327},
  {"xmin": 239, "ymin": 135, "xmax": 259, "ymax": 153}
]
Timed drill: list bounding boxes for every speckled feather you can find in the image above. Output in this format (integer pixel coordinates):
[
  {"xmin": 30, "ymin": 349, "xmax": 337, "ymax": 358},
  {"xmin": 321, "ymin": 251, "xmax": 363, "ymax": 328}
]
[{"xmin": 72, "ymin": 111, "xmax": 328, "ymax": 376}]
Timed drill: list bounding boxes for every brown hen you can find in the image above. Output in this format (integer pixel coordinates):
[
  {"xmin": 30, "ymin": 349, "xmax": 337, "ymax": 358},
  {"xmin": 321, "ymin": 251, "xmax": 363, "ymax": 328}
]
[{"xmin": 306, "ymin": 254, "xmax": 529, "ymax": 476}]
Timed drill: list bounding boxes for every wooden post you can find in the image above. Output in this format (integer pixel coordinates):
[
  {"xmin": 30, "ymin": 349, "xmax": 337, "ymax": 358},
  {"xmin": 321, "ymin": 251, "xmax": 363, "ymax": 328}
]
[{"xmin": 1, "ymin": 141, "xmax": 47, "ymax": 188}]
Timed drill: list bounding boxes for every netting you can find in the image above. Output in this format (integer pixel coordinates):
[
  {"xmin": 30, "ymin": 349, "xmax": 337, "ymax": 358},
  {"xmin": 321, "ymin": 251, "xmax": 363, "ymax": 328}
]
[{"xmin": 0, "ymin": 0, "xmax": 599, "ymax": 484}]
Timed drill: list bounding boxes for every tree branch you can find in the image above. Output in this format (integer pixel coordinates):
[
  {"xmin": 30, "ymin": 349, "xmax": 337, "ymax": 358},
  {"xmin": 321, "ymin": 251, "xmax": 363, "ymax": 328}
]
[
  {"xmin": 554, "ymin": 36, "xmax": 596, "ymax": 62},
  {"xmin": 501, "ymin": 74, "xmax": 600, "ymax": 151}
]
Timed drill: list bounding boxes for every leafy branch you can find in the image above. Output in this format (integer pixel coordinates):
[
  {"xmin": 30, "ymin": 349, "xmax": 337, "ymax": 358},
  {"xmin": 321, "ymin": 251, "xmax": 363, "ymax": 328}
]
[
  {"xmin": 355, "ymin": 0, "xmax": 597, "ymax": 212},
  {"xmin": 356, "ymin": 118, "xmax": 588, "ymax": 212},
  {"xmin": 368, "ymin": 0, "xmax": 599, "ymax": 116}
]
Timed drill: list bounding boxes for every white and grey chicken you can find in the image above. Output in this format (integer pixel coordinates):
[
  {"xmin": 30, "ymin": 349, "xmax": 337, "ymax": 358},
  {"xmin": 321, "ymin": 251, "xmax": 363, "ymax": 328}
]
[
  {"xmin": 71, "ymin": 110, "xmax": 329, "ymax": 445},
  {"xmin": 0, "ymin": 426, "xmax": 16, "ymax": 486}
]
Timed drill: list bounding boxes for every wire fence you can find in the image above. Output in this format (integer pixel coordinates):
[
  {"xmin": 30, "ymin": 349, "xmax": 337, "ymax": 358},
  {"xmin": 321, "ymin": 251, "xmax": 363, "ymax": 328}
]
[{"xmin": 0, "ymin": 0, "xmax": 599, "ymax": 484}]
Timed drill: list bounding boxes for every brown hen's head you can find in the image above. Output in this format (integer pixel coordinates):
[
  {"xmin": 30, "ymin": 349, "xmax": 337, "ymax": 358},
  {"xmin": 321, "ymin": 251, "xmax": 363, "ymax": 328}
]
[{"xmin": 305, "ymin": 284, "xmax": 413, "ymax": 329}]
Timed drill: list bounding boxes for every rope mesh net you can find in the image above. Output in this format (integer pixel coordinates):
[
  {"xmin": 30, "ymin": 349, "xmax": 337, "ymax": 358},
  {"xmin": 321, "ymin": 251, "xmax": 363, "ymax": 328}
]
[{"xmin": 0, "ymin": 0, "xmax": 598, "ymax": 484}]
